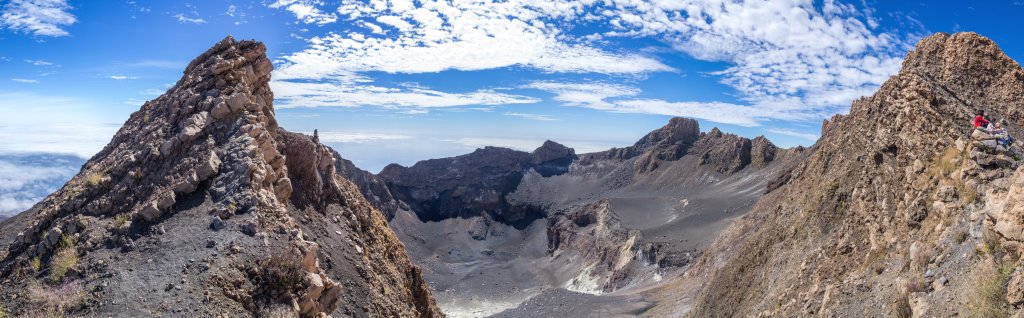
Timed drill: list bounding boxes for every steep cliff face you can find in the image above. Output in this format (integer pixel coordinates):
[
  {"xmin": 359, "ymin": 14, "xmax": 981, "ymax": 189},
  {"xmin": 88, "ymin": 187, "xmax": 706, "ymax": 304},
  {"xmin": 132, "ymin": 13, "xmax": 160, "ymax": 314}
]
[
  {"xmin": 376, "ymin": 142, "xmax": 576, "ymax": 228},
  {"xmin": 681, "ymin": 32, "xmax": 1024, "ymax": 318},
  {"xmin": 0, "ymin": 36, "xmax": 439, "ymax": 318}
]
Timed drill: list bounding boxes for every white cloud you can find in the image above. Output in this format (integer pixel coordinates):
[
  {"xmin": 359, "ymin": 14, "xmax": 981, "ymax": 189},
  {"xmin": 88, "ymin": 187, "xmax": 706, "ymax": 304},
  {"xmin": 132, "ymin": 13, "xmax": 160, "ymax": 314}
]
[
  {"xmin": 272, "ymin": 1, "xmax": 673, "ymax": 79},
  {"xmin": 0, "ymin": 0, "xmax": 76, "ymax": 37},
  {"xmin": 268, "ymin": 0, "xmax": 903, "ymax": 126},
  {"xmin": 767, "ymin": 128, "xmax": 820, "ymax": 141},
  {"xmin": 271, "ymin": 80, "xmax": 539, "ymax": 109},
  {"xmin": 309, "ymin": 131, "xmax": 412, "ymax": 143},
  {"xmin": 505, "ymin": 112, "xmax": 558, "ymax": 121},
  {"xmin": 523, "ymin": 81, "xmax": 639, "ymax": 108},
  {"xmin": 525, "ymin": 81, "xmax": 804, "ymax": 127},
  {"xmin": 599, "ymin": 0, "xmax": 904, "ymax": 118},
  {"xmin": 269, "ymin": 0, "xmax": 336, "ymax": 25},
  {"xmin": 25, "ymin": 59, "xmax": 52, "ymax": 66},
  {"xmin": 173, "ymin": 12, "xmax": 207, "ymax": 24},
  {"xmin": 11, "ymin": 78, "xmax": 38, "ymax": 83},
  {"xmin": 109, "ymin": 75, "xmax": 138, "ymax": 80},
  {"xmin": 446, "ymin": 137, "xmax": 615, "ymax": 154},
  {"xmin": 0, "ymin": 153, "xmax": 83, "ymax": 215},
  {"xmin": 225, "ymin": 4, "xmax": 247, "ymax": 25}
]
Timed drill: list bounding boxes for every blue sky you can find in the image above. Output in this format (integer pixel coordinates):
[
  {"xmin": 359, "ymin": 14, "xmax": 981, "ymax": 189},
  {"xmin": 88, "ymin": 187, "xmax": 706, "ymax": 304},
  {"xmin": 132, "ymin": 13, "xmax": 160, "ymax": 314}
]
[{"xmin": 1, "ymin": 0, "xmax": 1024, "ymax": 178}]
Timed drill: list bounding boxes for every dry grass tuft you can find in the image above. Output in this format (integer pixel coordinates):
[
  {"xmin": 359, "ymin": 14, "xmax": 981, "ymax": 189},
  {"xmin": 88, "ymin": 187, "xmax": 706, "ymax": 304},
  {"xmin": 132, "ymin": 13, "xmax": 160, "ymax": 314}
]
[
  {"xmin": 48, "ymin": 236, "xmax": 78, "ymax": 283},
  {"xmin": 261, "ymin": 248, "xmax": 304, "ymax": 294},
  {"xmin": 114, "ymin": 214, "xmax": 129, "ymax": 229},
  {"xmin": 84, "ymin": 171, "xmax": 104, "ymax": 187},
  {"xmin": 955, "ymin": 230, "xmax": 969, "ymax": 244},
  {"xmin": 27, "ymin": 280, "xmax": 85, "ymax": 317},
  {"xmin": 966, "ymin": 262, "xmax": 1013, "ymax": 318}
]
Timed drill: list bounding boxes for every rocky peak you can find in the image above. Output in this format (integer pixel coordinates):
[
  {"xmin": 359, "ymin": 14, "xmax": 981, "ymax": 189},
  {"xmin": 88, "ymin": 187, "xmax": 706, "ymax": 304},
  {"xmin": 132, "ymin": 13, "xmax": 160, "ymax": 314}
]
[
  {"xmin": 0, "ymin": 36, "xmax": 440, "ymax": 317},
  {"xmin": 532, "ymin": 140, "xmax": 576, "ymax": 164},
  {"xmin": 632, "ymin": 117, "xmax": 701, "ymax": 153}
]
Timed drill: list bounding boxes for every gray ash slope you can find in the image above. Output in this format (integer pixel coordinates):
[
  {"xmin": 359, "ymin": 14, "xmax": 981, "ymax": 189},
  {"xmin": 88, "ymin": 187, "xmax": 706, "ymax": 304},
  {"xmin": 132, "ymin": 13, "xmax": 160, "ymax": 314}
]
[
  {"xmin": 0, "ymin": 36, "xmax": 441, "ymax": 318},
  {"xmin": 337, "ymin": 117, "xmax": 804, "ymax": 316}
]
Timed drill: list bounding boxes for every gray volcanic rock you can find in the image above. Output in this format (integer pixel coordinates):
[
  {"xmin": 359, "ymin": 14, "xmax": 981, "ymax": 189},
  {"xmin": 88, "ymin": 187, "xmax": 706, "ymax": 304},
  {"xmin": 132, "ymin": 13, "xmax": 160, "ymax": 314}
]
[
  {"xmin": 377, "ymin": 143, "xmax": 575, "ymax": 227},
  {"xmin": 580, "ymin": 117, "xmax": 701, "ymax": 164},
  {"xmin": 337, "ymin": 115, "xmax": 801, "ymax": 316},
  {"xmin": 334, "ymin": 152, "xmax": 404, "ymax": 220},
  {"xmin": 0, "ymin": 36, "xmax": 440, "ymax": 318}
]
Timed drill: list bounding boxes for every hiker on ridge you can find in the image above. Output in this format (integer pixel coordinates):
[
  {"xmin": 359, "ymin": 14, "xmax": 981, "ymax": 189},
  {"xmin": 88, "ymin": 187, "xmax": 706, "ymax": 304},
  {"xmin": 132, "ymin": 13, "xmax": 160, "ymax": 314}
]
[
  {"xmin": 995, "ymin": 121, "xmax": 1014, "ymax": 147},
  {"xmin": 974, "ymin": 110, "xmax": 991, "ymax": 130}
]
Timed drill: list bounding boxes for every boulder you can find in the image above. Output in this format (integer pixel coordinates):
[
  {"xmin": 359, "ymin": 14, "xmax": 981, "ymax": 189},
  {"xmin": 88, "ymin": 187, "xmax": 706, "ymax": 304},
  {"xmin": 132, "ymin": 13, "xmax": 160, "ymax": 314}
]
[{"xmin": 1008, "ymin": 269, "xmax": 1024, "ymax": 307}]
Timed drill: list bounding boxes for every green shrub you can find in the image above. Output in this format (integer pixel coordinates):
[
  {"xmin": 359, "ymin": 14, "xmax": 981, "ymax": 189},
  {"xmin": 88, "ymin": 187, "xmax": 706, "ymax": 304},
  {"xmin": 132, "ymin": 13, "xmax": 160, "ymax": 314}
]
[
  {"xmin": 114, "ymin": 214, "xmax": 128, "ymax": 229},
  {"xmin": 30, "ymin": 256, "xmax": 42, "ymax": 272},
  {"xmin": 48, "ymin": 236, "xmax": 78, "ymax": 283},
  {"xmin": 84, "ymin": 171, "xmax": 104, "ymax": 187}
]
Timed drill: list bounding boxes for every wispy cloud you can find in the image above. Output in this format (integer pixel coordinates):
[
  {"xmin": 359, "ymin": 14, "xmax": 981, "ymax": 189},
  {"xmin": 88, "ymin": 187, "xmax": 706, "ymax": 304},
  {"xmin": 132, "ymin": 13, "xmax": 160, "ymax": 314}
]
[
  {"xmin": 524, "ymin": 81, "xmax": 639, "ymax": 108},
  {"xmin": 767, "ymin": 128, "xmax": 820, "ymax": 141},
  {"xmin": 271, "ymin": 81, "xmax": 539, "ymax": 109},
  {"xmin": 505, "ymin": 112, "xmax": 558, "ymax": 121},
  {"xmin": 224, "ymin": 4, "xmax": 247, "ymax": 25},
  {"xmin": 11, "ymin": 78, "xmax": 38, "ymax": 83},
  {"xmin": 268, "ymin": 0, "xmax": 337, "ymax": 25},
  {"xmin": 109, "ymin": 75, "xmax": 138, "ymax": 80},
  {"xmin": 268, "ymin": 0, "xmax": 903, "ymax": 126},
  {"xmin": 24, "ymin": 59, "xmax": 52, "ymax": 66},
  {"xmin": 140, "ymin": 88, "xmax": 164, "ymax": 96},
  {"xmin": 173, "ymin": 12, "xmax": 206, "ymax": 24},
  {"xmin": 0, "ymin": 0, "xmax": 77, "ymax": 37},
  {"xmin": 310, "ymin": 131, "xmax": 412, "ymax": 144}
]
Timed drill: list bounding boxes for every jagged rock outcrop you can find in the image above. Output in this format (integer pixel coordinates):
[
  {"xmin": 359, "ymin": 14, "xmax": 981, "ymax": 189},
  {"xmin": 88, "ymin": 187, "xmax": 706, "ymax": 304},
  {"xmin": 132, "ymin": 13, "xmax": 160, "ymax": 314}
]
[
  {"xmin": 376, "ymin": 143, "xmax": 576, "ymax": 228},
  {"xmin": 680, "ymin": 32, "xmax": 1024, "ymax": 318},
  {"xmin": 0, "ymin": 36, "xmax": 440, "ymax": 318},
  {"xmin": 579, "ymin": 118, "xmax": 781, "ymax": 174},
  {"xmin": 580, "ymin": 117, "xmax": 701, "ymax": 165},
  {"xmin": 546, "ymin": 200, "xmax": 669, "ymax": 293}
]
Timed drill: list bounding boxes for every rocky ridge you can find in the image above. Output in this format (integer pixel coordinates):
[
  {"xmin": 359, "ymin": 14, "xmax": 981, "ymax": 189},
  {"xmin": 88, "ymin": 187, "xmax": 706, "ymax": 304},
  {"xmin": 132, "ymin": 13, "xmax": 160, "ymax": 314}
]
[
  {"xmin": 675, "ymin": 32, "xmax": 1024, "ymax": 317},
  {"xmin": 0, "ymin": 36, "xmax": 440, "ymax": 317}
]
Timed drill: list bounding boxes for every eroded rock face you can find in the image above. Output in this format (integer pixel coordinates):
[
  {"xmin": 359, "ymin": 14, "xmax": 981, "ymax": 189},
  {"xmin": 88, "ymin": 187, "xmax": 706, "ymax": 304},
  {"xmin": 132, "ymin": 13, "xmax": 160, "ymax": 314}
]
[
  {"xmin": 546, "ymin": 200, "xmax": 673, "ymax": 293},
  {"xmin": 684, "ymin": 32, "xmax": 1024, "ymax": 318},
  {"xmin": 0, "ymin": 36, "xmax": 440, "ymax": 318},
  {"xmin": 377, "ymin": 143, "xmax": 576, "ymax": 227},
  {"xmin": 580, "ymin": 118, "xmax": 779, "ymax": 174}
]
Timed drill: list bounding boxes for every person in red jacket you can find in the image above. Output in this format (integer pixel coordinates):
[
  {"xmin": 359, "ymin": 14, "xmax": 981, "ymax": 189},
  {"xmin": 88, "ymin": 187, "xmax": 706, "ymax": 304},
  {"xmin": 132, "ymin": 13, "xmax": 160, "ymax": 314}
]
[{"xmin": 974, "ymin": 110, "xmax": 991, "ymax": 129}]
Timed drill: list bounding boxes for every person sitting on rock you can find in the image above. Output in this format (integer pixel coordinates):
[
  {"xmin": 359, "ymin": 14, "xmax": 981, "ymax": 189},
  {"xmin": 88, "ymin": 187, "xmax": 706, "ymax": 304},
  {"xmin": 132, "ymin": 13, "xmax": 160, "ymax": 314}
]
[
  {"xmin": 974, "ymin": 110, "xmax": 991, "ymax": 130},
  {"xmin": 995, "ymin": 121, "xmax": 1014, "ymax": 147}
]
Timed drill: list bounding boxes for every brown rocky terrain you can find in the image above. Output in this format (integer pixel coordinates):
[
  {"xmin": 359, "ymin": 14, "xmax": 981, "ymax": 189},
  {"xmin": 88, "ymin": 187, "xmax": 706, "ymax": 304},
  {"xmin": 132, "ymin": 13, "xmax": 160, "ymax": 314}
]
[
  {"xmin": 663, "ymin": 32, "xmax": 1024, "ymax": 317},
  {"xmin": 0, "ymin": 36, "xmax": 440, "ymax": 318}
]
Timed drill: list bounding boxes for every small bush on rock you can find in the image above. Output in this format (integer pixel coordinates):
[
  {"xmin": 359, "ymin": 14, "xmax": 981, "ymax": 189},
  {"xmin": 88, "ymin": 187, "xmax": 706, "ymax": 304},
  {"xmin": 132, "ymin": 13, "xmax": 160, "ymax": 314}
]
[
  {"xmin": 49, "ymin": 236, "xmax": 78, "ymax": 283},
  {"xmin": 262, "ymin": 248, "xmax": 304, "ymax": 294},
  {"xmin": 967, "ymin": 262, "xmax": 1013, "ymax": 317}
]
